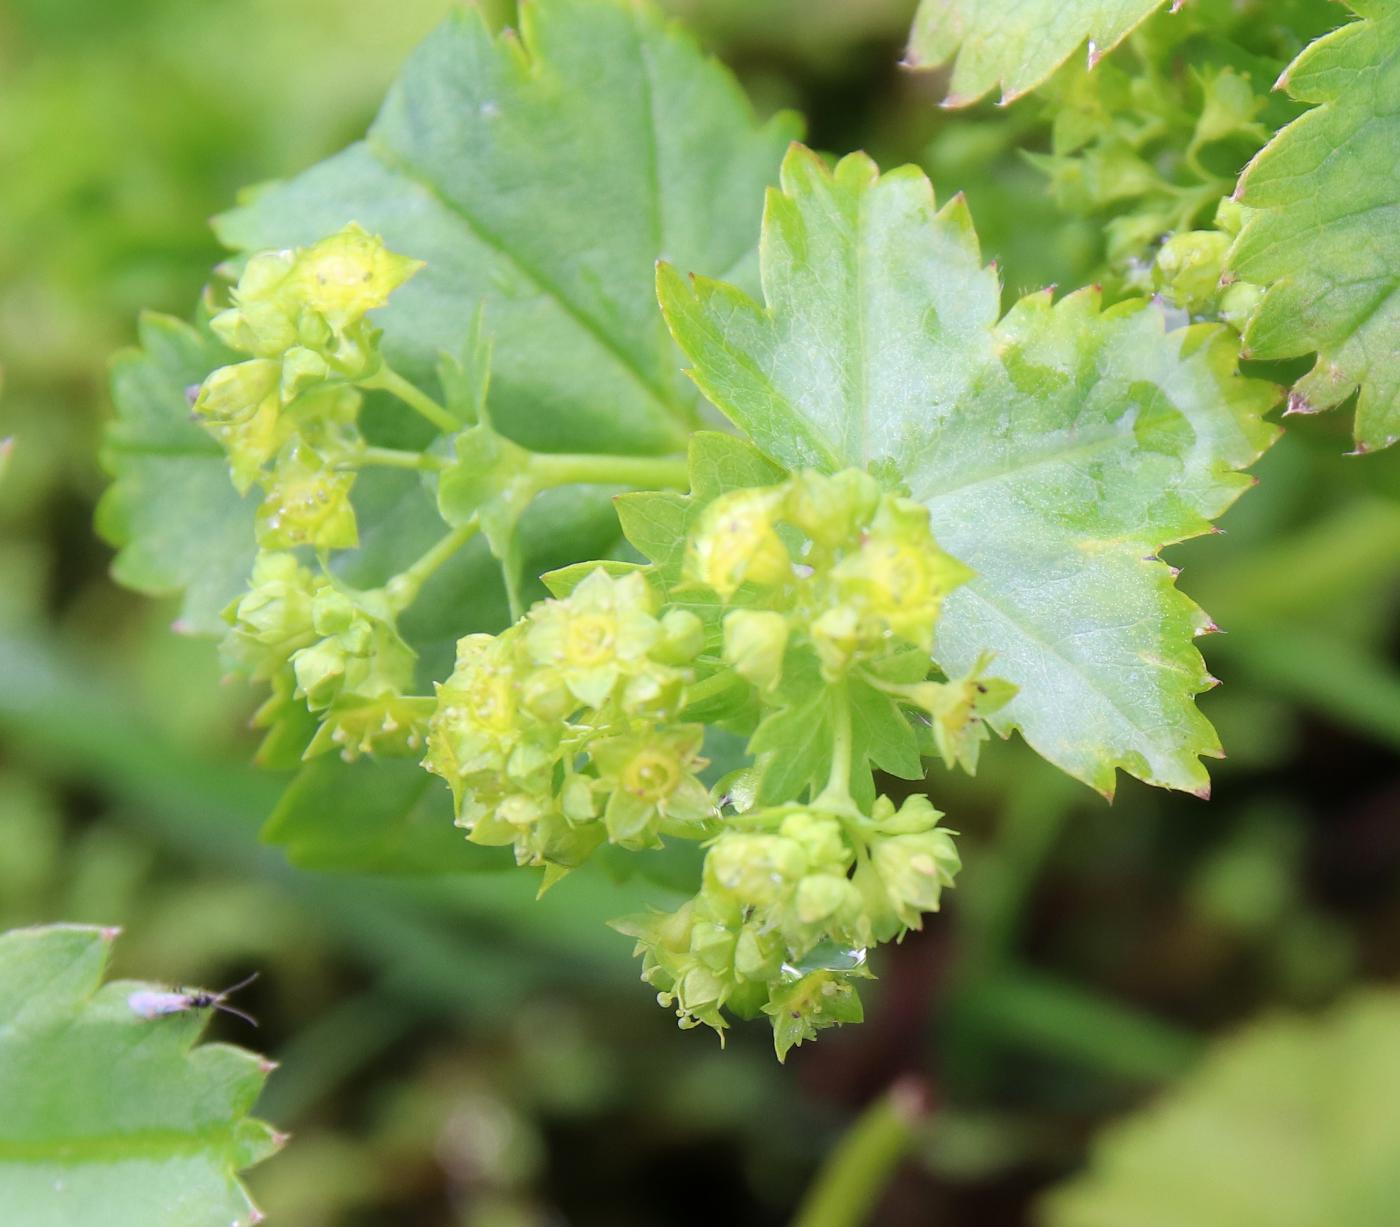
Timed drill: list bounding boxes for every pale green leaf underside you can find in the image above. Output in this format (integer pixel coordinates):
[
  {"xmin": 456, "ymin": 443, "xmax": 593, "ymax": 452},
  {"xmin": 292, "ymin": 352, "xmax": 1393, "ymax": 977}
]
[
  {"xmin": 0, "ymin": 925, "xmax": 279, "ymax": 1227},
  {"xmin": 1230, "ymin": 1, "xmax": 1400, "ymax": 451},
  {"xmin": 96, "ymin": 315, "xmax": 258, "ymax": 635},
  {"xmin": 906, "ymin": 0, "xmax": 1166, "ymax": 105},
  {"xmin": 1042, "ymin": 991, "xmax": 1400, "ymax": 1227},
  {"xmin": 216, "ymin": 0, "xmax": 798, "ymax": 457},
  {"xmin": 660, "ymin": 147, "xmax": 1278, "ymax": 796}
]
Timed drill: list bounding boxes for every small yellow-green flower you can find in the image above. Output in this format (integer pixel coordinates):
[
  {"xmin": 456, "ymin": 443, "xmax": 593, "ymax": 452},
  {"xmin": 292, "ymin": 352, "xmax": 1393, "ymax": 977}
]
[
  {"xmin": 427, "ymin": 633, "xmax": 530, "ymax": 786},
  {"xmin": 288, "ymin": 223, "xmax": 425, "ymax": 332},
  {"xmin": 722, "ymin": 608, "xmax": 789, "ymax": 691},
  {"xmin": 221, "ymin": 552, "xmax": 325, "ymax": 681},
  {"xmin": 904, "ymin": 652, "xmax": 1017, "ymax": 773},
  {"xmin": 688, "ymin": 487, "xmax": 791, "ymax": 599},
  {"xmin": 524, "ymin": 569, "xmax": 663, "ymax": 708},
  {"xmin": 786, "ymin": 468, "xmax": 880, "ymax": 549},
  {"xmin": 592, "ymin": 725, "xmax": 714, "ymax": 848},
  {"xmin": 854, "ymin": 795, "xmax": 961, "ymax": 941},
  {"xmin": 255, "ymin": 445, "xmax": 358, "ymax": 551},
  {"xmin": 830, "ymin": 496, "xmax": 972, "ymax": 651}
]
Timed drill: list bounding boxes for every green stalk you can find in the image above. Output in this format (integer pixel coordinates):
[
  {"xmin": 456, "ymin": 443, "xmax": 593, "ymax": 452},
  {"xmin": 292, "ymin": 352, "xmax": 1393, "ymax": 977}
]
[
  {"xmin": 791, "ymin": 1079, "xmax": 928, "ymax": 1227},
  {"xmin": 529, "ymin": 451, "xmax": 689, "ymax": 491},
  {"xmin": 384, "ymin": 520, "xmax": 481, "ymax": 612},
  {"xmin": 354, "ymin": 445, "xmax": 449, "ymax": 472},
  {"xmin": 952, "ymin": 965, "xmax": 1201, "ymax": 1083},
  {"xmin": 362, "ymin": 364, "xmax": 461, "ymax": 435},
  {"xmin": 816, "ymin": 684, "xmax": 855, "ymax": 811}
]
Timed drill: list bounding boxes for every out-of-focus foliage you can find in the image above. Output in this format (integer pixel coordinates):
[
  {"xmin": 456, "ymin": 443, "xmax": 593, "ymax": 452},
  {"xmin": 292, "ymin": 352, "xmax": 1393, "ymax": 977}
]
[
  {"xmin": 1041, "ymin": 991, "xmax": 1400, "ymax": 1226},
  {"xmin": 1026, "ymin": 0, "xmax": 1339, "ymax": 275},
  {"xmin": 907, "ymin": 0, "xmax": 1165, "ymax": 106}
]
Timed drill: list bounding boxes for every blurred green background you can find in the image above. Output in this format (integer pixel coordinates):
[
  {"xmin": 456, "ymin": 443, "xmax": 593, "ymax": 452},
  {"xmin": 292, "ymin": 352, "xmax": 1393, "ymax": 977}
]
[{"xmin": 1, "ymin": 1, "xmax": 1397, "ymax": 1223}]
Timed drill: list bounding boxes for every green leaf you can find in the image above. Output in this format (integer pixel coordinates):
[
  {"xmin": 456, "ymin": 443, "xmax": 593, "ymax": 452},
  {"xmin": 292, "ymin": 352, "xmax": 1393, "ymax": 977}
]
[
  {"xmin": 1041, "ymin": 991, "xmax": 1400, "ymax": 1227},
  {"xmin": 744, "ymin": 651, "xmax": 844, "ymax": 805},
  {"xmin": 96, "ymin": 314, "xmax": 258, "ymax": 635},
  {"xmin": 906, "ymin": 0, "xmax": 1166, "ymax": 106},
  {"xmin": 660, "ymin": 146, "xmax": 1279, "ymax": 797},
  {"xmin": 0, "ymin": 924, "xmax": 280, "ymax": 1227},
  {"xmin": 849, "ymin": 678, "xmax": 924, "ymax": 783},
  {"xmin": 215, "ymin": 0, "xmax": 799, "ymax": 457},
  {"xmin": 263, "ymin": 756, "xmax": 506, "ymax": 874},
  {"xmin": 541, "ymin": 559, "xmax": 651, "ymax": 598},
  {"xmin": 1229, "ymin": 2, "xmax": 1400, "ymax": 452},
  {"xmin": 687, "ymin": 430, "xmax": 786, "ymax": 500},
  {"xmin": 749, "ymin": 681, "xmax": 831, "ymax": 807}
]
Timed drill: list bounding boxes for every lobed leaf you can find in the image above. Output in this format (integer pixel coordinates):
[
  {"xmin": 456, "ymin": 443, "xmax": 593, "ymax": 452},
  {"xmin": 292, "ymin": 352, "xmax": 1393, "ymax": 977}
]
[
  {"xmin": 660, "ymin": 146, "xmax": 1279, "ymax": 797},
  {"xmin": 0, "ymin": 925, "xmax": 280, "ymax": 1227},
  {"xmin": 906, "ymin": 0, "xmax": 1167, "ymax": 106},
  {"xmin": 216, "ymin": 0, "xmax": 799, "ymax": 457},
  {"xmin": 1229, "ymin": 1, "xmax": 1400, "ymax": 451},
  {"xmin": 96, "ymin": 314, "xmax": 258, "ymax": 635},
  {"xmin": 262, "ymin": 756, "xmax": 506, "ymax": 874}
]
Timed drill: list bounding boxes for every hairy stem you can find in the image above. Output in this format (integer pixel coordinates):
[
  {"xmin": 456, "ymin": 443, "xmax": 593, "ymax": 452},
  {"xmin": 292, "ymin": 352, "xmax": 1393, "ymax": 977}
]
[
  {"xmin": 791, "ymin": 1078, "xmax": 928, "ymax": 1227},
  {"xmin": 362, "ymin": 365, "xmax": 461, "ymax": 435},
  {"xmin": 384, "ymin": 520, "xmax": 480, "ymax": 613}
]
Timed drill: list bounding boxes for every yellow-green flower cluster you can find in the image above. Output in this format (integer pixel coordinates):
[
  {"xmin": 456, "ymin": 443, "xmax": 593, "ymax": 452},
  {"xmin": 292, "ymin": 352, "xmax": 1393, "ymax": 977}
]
[
  {"xmin": 424, "ymin": 569, "xmax": 712, "ymax": 873},
  {"xmin": 618, "ymin": 794, "xmax": 959, "ymax": 1058},
  {"xmin": 222, "ymin": 552, "xmax": 424, "ymax": 760},
  {"xmin": 193, "ymin": 224, "xmax": 423, "ymax": 549},
  {"xmin": 689, "ymin": 469, "xmax": 973, "ymax": 683}
]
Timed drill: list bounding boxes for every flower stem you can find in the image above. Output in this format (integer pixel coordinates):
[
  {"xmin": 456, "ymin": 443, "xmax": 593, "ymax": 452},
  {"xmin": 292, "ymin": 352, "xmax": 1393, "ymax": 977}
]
[
  {"xmin": 355, "ymin": 446, "xmax": 449, "ymax": 472},
  {"xmin": 528, "ymin": 451, "xmax": 689, "ymax": 491},
  {"xmin": 362, "ymin": 365, "xmax": 461, "ymax": 435},
  {"xmin": 384, "ymin": 520, "xmax": 480, "ymax": 613},
  {"xmin": 816, "ymin": 684, "xmax": 854, "ymax": 811},
  {"xmin": 790, "ymin": 1078, "xmax": 928, "ymax": 1227}
]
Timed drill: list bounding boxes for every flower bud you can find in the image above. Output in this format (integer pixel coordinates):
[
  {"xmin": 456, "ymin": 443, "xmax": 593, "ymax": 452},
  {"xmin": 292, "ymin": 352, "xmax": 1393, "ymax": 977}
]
[
  {"xmin": 794, "ymin": 873, "xmax": 853, "ymax": 926},
  {"xmin": 1219, "ymin": 280, "xmax": 1264, "ymax": 333},
  {"xmin": 723, "ymin": 608, "xmax": 789, "ymax": 691},
  {"xmin": 195, "ymin": 360, "xmax": 280, "ymax": 424},
  {"xmin": 778, "ymin": 812, "xmax": 848, "ymax": 870},
  {"xmin": 656, "ymin": 608, "xmax": 704, "ymax": 664},
  {"xmin": 786, "ymin": 469, "xmax": 879, "ymax": 547},
  {"xmin": 689, "ymin": 488, "xmax": 790, "ymax": 599},
  {"xmin": 1153, "ymin": 230, "xmax": 1231, "ymax": 315},
  {"xmin": 255, "ymin": 456, "xmax": 358, "ymax": 551},
  {"xmin": 810, "ymin": 605, "xmax": 862, "ymax": 679},
  {"xmin": 869, "ymin": 829, "xmax": 961, "ymax": 931},
  {"xmin": 279, "ymin": 346, "xmax": 333, "ymax": 403},
  {"xmin": 706, "ymin": 834, "xmax": 805, "ymax": 907},
  {"xmin": 560, "ymin": 774, "xmax": 598, "ymax": 823},
  {"xmin": 310, "ymin": 587, "xmax": 359, "ymax": 637},
  {"xmin": 292, "ymin": 639, "xmax": 348, "ymax": 709}
]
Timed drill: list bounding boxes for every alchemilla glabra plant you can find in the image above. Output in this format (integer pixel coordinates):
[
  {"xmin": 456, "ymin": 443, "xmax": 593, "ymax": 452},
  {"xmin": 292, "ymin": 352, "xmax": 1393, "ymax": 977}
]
[{"xmin": 98, "ymin": 0, "xmax": 1395, "ymax": 1063}]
